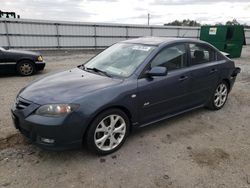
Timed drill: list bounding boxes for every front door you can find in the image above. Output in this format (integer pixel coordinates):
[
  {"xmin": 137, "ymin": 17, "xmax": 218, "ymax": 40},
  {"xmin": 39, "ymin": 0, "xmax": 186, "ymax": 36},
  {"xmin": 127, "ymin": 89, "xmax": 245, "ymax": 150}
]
[{"xmin": 137, "ymin": 43, "xmax": 191, "ymax": 124}]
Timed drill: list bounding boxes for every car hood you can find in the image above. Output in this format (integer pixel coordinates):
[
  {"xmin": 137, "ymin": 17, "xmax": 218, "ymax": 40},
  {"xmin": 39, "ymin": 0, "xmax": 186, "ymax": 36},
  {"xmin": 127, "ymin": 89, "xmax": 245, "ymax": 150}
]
[
  {"xmin": 19, "ymin": 68, "xmax": 123, "ymax": 104},
  {"xmin": 6, "ymin": 49, "xmax": 39, "ymax": 57}
]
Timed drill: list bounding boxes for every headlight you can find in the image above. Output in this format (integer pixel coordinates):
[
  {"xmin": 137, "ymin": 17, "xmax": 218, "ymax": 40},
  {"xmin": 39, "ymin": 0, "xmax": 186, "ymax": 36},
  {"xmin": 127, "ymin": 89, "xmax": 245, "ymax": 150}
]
[
  {"xmin": 35, "ymin": 104, "xmax": 79, "ymax": 117},
  {"xmin": 37, "ymin": 56, "xmax": 43, "ymax": 62}
]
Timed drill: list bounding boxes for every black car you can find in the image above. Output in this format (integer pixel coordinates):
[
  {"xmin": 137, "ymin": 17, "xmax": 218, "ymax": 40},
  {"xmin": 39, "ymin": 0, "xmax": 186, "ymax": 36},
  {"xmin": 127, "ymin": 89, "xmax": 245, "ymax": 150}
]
[
  {"xmin": 0, "ymin": 47, "xmax": 45, "ymax": 76},
  {"xmin": 11, "ymin": 37, "xmax": 240, "ymax": 155}
]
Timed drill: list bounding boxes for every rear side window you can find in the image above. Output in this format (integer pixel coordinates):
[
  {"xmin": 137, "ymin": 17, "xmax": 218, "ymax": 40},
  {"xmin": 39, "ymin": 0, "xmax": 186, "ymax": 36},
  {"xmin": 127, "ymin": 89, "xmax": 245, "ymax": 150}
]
[
  {"xmin": 189, "ymin": 44, "xmax": 216, "ymax": 65},
  {"xmin": 150, "ymin": 44, "xmax": 187, "ymax": 71}
]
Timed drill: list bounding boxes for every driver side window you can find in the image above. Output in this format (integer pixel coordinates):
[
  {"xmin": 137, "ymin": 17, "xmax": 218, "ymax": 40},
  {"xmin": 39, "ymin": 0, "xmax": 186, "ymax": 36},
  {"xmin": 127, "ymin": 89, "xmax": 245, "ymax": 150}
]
[{"xmin": 150, "ymin": 44, "xmax": 187, "ymax": 71}]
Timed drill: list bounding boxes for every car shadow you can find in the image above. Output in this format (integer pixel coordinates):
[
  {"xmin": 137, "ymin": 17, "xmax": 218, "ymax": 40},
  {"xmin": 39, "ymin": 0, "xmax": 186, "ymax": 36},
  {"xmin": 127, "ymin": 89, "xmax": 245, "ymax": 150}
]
[
  {"xmin": 0, "ymin": 70, "xmax": 46, "ymax": 78},
  {"xmin": 0, "ymin": 70, "xmax": 17, "ymax": 77}
]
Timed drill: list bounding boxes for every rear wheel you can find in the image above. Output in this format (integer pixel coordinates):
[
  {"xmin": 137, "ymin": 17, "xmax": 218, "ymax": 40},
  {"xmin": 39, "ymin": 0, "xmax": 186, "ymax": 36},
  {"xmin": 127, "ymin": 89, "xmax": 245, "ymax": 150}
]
[
  {"xmin": 207, "ymin": 81, "xmax": 229, "ymax": 110},
  {"xmin": 17, "ymin": 60, "xmax": 36, "ymax": 76},
  {"xmin": 85, "ymin": 109, "xmax": 130, "ymax": 155}
]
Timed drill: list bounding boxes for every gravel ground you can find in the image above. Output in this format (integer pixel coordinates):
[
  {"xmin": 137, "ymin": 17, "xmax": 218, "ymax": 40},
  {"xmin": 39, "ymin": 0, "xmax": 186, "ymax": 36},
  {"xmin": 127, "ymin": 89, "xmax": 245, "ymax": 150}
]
[{"xmin": 0, "ymin": 47, "xmax": 250, "ymax": 188}]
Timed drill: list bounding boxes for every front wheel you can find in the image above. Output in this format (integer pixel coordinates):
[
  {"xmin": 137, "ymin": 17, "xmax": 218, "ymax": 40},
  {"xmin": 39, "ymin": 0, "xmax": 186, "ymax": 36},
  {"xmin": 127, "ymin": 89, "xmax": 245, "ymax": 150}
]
[
  {"xmin": 85, "ymin": 109, "xmax": 130, "ymax": 155},
  {"xmin": 17, "ymin": 60, "xmax": 36, "ymax": 76},
  {"xmin": 207, "ymin": 81, "xmax": 229, "ymax": 110}
]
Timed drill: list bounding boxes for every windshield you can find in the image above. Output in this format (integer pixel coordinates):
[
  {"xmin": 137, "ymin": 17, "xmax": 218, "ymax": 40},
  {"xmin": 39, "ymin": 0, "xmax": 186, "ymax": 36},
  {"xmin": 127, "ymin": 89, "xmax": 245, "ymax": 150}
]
[{"xmin": 84, "ymin": 43, "xmax": 156, "ymax": 78}]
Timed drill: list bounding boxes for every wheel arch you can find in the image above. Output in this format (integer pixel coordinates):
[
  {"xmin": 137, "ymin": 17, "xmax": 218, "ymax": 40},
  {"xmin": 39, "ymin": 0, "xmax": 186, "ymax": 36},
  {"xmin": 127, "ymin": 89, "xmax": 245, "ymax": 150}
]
[
  {"xmin": 222, "ymin": 78, "xmax": 231, "ymax": 91},
  {"xmin": 91, "ymin": 105, "xmax": 132, "ymax": 127},
  {"xmin": 16, "ymin": 58, "xmax": 35, "ymax": 65}
]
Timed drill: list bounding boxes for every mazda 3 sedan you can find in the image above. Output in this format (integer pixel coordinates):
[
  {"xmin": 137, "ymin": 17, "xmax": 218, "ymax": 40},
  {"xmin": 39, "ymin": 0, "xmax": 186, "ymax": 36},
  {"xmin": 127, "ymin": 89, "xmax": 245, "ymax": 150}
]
[{"xmin": 11, "ymin": 37, "xmax": 240, "ymax": 155}]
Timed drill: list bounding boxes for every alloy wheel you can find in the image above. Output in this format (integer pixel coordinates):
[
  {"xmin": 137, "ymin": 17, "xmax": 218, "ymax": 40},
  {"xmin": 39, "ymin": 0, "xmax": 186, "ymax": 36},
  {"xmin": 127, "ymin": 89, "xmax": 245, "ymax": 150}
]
[
  {"xmin": 94, "ymin": 114, "xmax": 126, "ymax": 151},
  {"xmin": 19, "ymin": 63, "xmax": 33, "ymax": 75},
  {"xmin": 214, "ymin": 83, "xmax": 228, "ymax": 108}
]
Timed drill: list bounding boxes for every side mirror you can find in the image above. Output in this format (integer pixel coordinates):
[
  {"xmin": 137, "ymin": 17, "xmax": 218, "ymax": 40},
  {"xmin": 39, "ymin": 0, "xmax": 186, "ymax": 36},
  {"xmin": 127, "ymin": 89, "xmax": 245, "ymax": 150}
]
[{"xmin": 146, "ymin": 66, "xmax": 168, "ymax": 77}]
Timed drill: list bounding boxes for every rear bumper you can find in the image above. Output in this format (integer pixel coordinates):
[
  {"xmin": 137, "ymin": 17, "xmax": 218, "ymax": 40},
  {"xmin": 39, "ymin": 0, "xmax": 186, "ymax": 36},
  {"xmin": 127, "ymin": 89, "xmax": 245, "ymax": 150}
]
[
  {"xmin": 35, "ymin": 61, "xmax": 46, "ymax": 71},
  {"xmin": 232, "ymin": 67, "xmax": 241, "ymax": 77},
  {"xmin": 229, "ymin": 67, "xmax": 241, "ymax": 92}
]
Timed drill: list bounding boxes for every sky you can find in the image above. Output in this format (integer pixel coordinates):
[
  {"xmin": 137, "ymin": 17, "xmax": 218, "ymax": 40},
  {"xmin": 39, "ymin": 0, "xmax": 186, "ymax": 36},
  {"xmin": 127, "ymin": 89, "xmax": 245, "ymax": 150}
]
[{"xmin": 1, "ymin": 0, "xmax": 250, "ymax": 25}]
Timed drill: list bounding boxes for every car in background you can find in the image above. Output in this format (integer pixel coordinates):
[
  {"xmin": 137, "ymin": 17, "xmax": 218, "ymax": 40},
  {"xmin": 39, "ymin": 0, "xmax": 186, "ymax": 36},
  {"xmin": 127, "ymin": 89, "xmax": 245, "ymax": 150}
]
[
  {"xmin": 11, "ymin": 37, "xmax": 240, "ymax": 155},
  {"xmin": 0, "ymin": 47, "xmax": 45, "ymax": 76}
]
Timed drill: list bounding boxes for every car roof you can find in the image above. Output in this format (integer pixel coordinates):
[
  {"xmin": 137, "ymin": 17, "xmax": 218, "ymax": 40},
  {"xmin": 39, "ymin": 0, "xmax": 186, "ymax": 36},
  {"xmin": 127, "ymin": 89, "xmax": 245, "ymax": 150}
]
[{"xmin": 121, "ymin": 37, "xmax": 205, "ymax": 46}]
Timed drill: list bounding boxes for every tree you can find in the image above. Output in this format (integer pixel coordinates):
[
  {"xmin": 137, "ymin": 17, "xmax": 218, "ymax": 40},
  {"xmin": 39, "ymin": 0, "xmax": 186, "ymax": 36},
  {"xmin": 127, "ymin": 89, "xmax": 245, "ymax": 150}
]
[
  {"xmin": 215, "ymin": 22, "xmax": 223, "ymax": 26},
  {"xmin": 164, "ymin": 19, "xmax": 201, "ymax": 27},
  {"xmin": 163, "ymin": 18, "xmax": 250, "ymax": 28},
  {"xmin": 226, "ymin": 19, "xmax": 240, "ymax": 25}
]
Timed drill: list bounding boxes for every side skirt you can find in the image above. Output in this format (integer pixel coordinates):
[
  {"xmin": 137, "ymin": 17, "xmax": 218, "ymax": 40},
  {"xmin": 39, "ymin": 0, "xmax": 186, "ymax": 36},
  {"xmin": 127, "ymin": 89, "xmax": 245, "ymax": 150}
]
[{"xmin": 136, "ymin": 104, "xmax": 204, "ymax": 128}]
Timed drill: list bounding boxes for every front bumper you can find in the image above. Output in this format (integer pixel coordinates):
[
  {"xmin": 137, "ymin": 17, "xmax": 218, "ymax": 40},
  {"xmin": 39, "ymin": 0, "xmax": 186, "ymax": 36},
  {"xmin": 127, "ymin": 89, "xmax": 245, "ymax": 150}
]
[
  {"xmin": 11, "ymin": 97, "xmax": 85, "ymax": 150},
  {"xmin": 35, "ymin": 61, "xmax": 46, "ymax": 71}
]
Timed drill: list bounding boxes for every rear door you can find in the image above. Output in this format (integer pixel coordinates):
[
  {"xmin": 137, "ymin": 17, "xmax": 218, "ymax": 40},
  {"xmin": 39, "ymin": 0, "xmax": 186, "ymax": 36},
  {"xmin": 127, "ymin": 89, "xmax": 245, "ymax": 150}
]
[
  {"xmin": 137, "ymin": 43, "xmax": 192, "ymax": 124},
  {"xmin": 186, "ymin": 43, "xmax": 220, "ymax": 106}
]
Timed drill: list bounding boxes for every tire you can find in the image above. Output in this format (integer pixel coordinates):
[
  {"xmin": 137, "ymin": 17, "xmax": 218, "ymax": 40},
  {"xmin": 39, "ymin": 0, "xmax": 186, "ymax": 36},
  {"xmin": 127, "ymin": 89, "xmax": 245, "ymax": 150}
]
[
  {"xmin": 16, "ymin": 60, "xmax": 36, "ymax": 76},
  {"xmin": 85, "ymin": 108, "xmax": 130, "ymax": 155},
  {"xmin": 207, "ymin": 81, "xmax": 229, "ymax": 110}
]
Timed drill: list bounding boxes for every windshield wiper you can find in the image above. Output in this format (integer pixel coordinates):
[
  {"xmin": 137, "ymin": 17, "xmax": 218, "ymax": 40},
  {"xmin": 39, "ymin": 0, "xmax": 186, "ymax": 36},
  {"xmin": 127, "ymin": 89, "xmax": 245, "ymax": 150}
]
[
  {"xmin": 84, "ymin": 66, "xmax": 112, "ymax": 78},
  {"xmin": 78, "ymin": 65, "xmax": 112, "ymax": 78}
]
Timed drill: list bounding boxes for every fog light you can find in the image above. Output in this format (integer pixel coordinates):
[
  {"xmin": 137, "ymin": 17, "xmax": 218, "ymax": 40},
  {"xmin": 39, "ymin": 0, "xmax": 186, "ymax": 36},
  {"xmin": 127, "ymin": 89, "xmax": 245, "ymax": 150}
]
[{"xmin": 40, "ymin": 137, "xmax": 55, "ymax": 144}]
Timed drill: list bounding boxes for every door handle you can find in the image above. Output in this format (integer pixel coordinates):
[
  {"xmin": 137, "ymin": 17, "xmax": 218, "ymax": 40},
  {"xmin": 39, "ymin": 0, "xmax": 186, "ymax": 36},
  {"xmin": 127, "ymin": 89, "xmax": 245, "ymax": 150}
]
[
  {"xmin": 209, "ymin": 68, "xmax": 218, "ymax": 74},
  {"xmin": 179, "ymin": 75, "xmax": 189, "ymax": 81}
]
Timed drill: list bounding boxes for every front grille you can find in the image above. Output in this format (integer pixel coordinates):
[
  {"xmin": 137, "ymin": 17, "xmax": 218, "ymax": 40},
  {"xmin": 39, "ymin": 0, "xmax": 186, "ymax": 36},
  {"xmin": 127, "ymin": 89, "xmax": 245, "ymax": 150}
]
[{"xmin": 15, "ymin": 97, "xmax": 31, "ymax": 110}]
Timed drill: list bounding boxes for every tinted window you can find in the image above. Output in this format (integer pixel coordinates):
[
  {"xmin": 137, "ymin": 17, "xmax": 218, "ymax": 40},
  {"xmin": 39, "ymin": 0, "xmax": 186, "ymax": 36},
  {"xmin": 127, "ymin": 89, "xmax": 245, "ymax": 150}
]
[
  {"xmin": 150, "ymin": 44, "xmax": 187, "ymax": 71},
  {"xmin": 189, "ymin": 44, "xmax": 215, "ymax": 65}
]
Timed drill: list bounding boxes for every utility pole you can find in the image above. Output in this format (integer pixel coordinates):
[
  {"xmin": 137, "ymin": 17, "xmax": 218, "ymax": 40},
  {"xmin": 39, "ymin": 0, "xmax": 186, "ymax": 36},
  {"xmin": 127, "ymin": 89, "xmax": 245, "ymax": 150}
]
[{"xmin": 147, "ymin": 13, "xmax": 150, "ymax": 25}]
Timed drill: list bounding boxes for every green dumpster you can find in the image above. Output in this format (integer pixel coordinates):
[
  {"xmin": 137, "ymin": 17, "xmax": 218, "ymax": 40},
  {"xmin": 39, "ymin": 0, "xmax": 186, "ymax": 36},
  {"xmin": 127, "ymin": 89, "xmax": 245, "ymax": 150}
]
[{"xmin": 200, "ymin": 25, "xmax": 246, "ymax": 58}]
